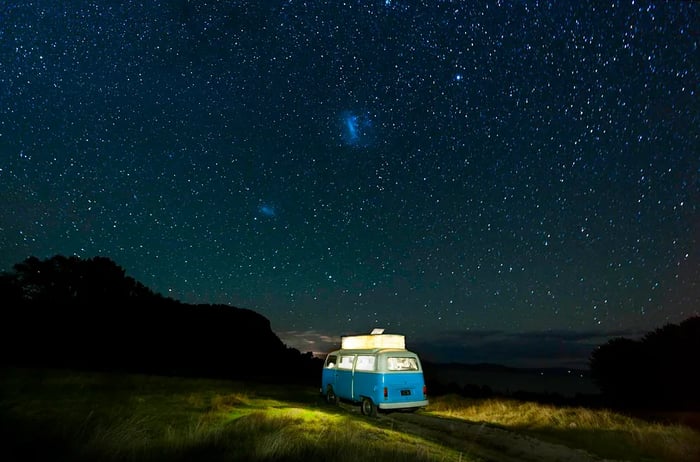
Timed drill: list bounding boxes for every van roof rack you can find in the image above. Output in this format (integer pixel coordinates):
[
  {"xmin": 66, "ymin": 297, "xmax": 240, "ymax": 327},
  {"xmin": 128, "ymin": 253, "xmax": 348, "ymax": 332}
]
[{"xmin": 341, "ymin": 331, "xmax": 405, "ymax": 349}]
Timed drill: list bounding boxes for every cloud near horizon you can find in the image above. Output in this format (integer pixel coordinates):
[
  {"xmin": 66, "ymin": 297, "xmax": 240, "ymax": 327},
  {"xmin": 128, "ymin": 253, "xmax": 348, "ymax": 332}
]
[
  {"xmin": 278, "ymin": 328, "xmax": 647, "ymax": 370},
  {"xmin": 278, "ymin": 330, "xmax": 342, "ymax": 357}
]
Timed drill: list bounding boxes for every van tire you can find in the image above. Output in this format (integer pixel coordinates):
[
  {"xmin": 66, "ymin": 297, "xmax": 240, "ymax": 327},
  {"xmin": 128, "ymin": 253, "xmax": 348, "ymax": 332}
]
[
  {"xmin": 361, "ymin": 397, "xmax": 377, "ymax": 417},
  {"xmin": 326, "ymin": 387, "xmax": 338, "ymax": 405}
]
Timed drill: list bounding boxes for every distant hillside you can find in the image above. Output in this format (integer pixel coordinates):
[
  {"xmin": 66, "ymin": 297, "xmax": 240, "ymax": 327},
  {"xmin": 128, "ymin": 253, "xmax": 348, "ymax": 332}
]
[
  {"xmin": 0, "ymin": 255, "xmax": 322, "ymax": 383},
  {"xmin": 422, "ymin": 314, "xmax": 700, "ymax": 411}
]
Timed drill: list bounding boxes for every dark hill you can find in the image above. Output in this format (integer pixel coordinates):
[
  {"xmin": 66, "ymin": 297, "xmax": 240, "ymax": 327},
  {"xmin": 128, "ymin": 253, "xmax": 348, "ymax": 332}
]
[{"xmin": 0, "ymin": 255, "xmax": 321, "ymax": 383}]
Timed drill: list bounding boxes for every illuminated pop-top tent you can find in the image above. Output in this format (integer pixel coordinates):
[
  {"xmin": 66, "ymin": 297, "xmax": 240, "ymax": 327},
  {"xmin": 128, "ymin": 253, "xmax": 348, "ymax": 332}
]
[{"xmin": 340, "ymin": 328, "xmax": 406, "ymax": 350}]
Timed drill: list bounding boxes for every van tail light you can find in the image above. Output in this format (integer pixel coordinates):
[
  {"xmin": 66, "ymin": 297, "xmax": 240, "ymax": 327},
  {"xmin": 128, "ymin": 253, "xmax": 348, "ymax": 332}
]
[
  {"xmin": 383, "ymin": 387, "xmax": 388, "ymax": 399},
  {"xmin": 423, "ymin": 385, "xmax": 427, "ymax": 398}
]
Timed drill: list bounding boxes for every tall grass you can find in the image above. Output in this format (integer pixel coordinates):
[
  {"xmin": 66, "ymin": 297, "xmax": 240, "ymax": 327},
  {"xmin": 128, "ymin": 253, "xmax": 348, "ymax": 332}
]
[
  {"xmin": 5, "ymin": 368, "xmax": 698, "ymax": 461},
  {"xmin": 427, "ymin": 394, "xmax": 700, "ymax": 462},
  {"xmin": 0, "ymin": 368, "xmax": 465, "ymax": 462}
]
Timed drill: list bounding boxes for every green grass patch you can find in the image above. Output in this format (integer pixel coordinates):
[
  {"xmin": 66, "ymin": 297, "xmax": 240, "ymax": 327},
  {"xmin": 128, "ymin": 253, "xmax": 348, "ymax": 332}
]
[{"xmin": 0, "ymin": 368, "xmax": 465, "ymax": 461}]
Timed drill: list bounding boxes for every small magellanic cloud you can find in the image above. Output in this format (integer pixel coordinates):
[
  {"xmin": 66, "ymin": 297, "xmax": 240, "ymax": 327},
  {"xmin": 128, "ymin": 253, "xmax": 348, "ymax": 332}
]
[{"xmin": 258, "ymin": 204, "xmax": 276, "ymax": 217}]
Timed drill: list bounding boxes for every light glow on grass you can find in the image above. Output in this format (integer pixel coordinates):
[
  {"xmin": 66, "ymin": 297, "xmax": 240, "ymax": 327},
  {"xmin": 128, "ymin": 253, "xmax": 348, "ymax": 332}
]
[
  {"xmin": 231, "ymin": 408, "xmax": 458, "ymax": 461},
  {"xmin": 1, "ymin": 368, "xmax": 468, "ymax": 462}
]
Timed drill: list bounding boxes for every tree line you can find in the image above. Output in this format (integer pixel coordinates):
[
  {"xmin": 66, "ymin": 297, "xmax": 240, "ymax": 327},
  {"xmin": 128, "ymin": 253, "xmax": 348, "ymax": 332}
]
[
  {"xmin": 0, "ymin": 255, "xmax": 322, "ymax": 384},
  {"xmin": 590, "ymin": 315, "xmax": 700, "ymax": 410}
]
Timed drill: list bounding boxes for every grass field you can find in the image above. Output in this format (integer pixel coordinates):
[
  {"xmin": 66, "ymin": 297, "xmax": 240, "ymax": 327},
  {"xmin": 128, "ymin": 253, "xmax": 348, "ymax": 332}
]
[
  {"xmin": 428, "ymin": 394, "xmax": 700, "ymax": 462},
  {"xmin": 0, "ymin": 367, "xmax": 463, "ymax": 462},
  {"xmin": 1, "ymin": 367, "xmax": 698, "ymax": 461}
]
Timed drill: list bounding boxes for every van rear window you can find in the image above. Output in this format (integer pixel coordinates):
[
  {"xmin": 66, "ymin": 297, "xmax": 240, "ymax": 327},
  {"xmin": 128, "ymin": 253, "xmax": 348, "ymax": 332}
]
[{"xmin": 387, "ymin": 357, "xmax": 419, "ymax": 371}]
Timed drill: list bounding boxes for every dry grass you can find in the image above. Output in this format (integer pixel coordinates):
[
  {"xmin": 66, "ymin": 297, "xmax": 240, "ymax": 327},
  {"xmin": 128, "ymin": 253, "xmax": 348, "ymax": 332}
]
[{"xmin": 427, "ymin": 394, "xmax": 700, "ymax": 462}]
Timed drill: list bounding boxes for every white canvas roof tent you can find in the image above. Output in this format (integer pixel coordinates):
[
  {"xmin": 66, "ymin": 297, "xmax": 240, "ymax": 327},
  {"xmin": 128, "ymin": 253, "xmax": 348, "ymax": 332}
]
[{"xmin": 340, "ymin": 328, "xmax": 406, "ymax": 350}]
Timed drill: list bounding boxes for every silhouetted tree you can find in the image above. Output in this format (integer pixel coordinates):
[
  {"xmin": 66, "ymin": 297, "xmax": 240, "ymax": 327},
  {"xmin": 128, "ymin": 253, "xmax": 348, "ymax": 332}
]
[
  {"xmin": 0, "ymin": 270, "xmax": 23, "ymax": 306},
  {"xmin": 590, "ymin": 316, "xmax": 700, "ymax": 409},
  {"xmin": 0, "ymin": 254, "xmax": 323, "ymax": 384},
  {"xmin": 9, "ymin": 255, "xmax": 157, "ymax": 306}
]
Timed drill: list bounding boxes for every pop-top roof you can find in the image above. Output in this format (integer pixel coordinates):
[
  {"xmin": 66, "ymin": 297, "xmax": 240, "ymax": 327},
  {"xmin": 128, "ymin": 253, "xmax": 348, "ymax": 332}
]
[{"xmin": 340, "ymin": 331, "xmax": 405, "ymax": 350}]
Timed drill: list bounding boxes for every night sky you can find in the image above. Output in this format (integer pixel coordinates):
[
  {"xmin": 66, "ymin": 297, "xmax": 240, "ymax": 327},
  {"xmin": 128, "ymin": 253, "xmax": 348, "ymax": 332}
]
[{"xmin": 1, "ymin": 1, "xmax": 698, "ymax": 369}]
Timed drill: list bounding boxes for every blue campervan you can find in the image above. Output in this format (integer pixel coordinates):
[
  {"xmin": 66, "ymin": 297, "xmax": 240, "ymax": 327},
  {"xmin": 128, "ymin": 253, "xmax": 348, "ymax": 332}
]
[{"xmin": 320, "ymin": 330, "xmax": 428, "ymax": 416}]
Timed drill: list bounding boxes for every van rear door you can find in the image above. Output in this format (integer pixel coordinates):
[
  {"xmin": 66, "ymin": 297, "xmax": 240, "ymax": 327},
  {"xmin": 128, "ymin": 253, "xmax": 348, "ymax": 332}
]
[{"xmin": 384, "ymin": 355, "xmax": 425, "ymax": 404}]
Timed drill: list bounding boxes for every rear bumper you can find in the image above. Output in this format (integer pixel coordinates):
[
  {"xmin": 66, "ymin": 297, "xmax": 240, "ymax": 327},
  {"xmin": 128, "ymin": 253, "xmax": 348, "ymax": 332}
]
[{"xmin": 378, "ymin": 399, "xmax": 428, "ymax": 410}]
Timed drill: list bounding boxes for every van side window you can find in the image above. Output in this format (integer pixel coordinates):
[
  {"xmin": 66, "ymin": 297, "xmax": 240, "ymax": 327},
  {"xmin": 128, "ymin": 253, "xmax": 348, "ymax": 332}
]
[
  {"xmin": 387, "ymin": 357, "xmax": 419, "ymax": 371},
  {"xmin": 337, "ymin": 355, "xmax": 354, "ymax": 370},
  {"xmin": 325, "ymin": 355, "xmax": 337, "ymax": 369},
  {"xmin": 355, "ymin": 355, "xmax": 376, "ymax": 371}
]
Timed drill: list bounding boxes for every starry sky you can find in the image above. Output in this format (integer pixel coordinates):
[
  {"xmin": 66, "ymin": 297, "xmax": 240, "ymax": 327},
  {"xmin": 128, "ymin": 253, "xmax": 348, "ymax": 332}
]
[{"xmin": 1, "ymin": 1, "xmax": 698, "ymax": 369}]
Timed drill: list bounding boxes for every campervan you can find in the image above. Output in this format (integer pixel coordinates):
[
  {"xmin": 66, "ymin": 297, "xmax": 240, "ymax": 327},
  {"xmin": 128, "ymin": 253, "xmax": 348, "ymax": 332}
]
[{"xmin": 320, "ymin": 329, "xmax": 428, "ymax": 416}]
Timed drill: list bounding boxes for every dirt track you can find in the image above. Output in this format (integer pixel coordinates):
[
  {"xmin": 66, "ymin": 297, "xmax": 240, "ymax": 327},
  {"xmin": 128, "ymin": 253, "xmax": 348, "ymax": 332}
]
[
  {"xmin": 332, "ymin": 399, "xmax": 626, "ymax": 461},
  {"xmin": 380, "ymin": 411, "xmax": 625, "ymax": 462}
]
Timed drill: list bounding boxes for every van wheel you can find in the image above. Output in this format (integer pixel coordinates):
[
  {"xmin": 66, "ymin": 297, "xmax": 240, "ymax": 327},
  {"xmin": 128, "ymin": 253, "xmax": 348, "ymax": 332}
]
[
  {"xmin": 326, "ymin": 387, "xmax": 338, "ymax": 405},
  {"xmin": 361, "ymin": 397, "xmax": 377, "ymax": 417}
]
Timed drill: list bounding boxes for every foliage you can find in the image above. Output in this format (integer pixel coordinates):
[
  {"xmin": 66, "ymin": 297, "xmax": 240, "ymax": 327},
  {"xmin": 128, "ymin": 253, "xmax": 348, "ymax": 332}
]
[
  {"xmin": 0, "ymin": 255, "xmax": 322, "ymax": 384},
  {"xmin": 3, "ymin": 255, "xmax": 156, "ymax": 305},
  {"xmin": 589, "ymin": 316, "xmax": 700, "ymax": 410}
]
